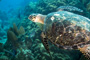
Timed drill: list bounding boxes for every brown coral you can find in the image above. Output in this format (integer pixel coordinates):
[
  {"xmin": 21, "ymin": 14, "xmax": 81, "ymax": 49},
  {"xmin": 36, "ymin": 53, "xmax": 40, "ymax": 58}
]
[
  {"xmin": 7, "ymin": 30, "xmax": 18, "ymax": 41},
  {"xmin": 13, "ymin": 23, "xmax": 19, "ymax": 36},
  {"xmin": 7, "ymin": 23, "xmax": 25, "ymax": 47},
  {"xmin": 18, "ymin": 26, "xmax": 25, "ymax": 35}
]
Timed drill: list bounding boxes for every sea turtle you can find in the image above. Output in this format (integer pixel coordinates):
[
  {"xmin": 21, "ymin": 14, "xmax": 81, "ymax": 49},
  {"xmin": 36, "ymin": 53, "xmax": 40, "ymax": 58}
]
[{"xmin": 28, "ymin": 6, "xmax": 90, "ymax": 59}]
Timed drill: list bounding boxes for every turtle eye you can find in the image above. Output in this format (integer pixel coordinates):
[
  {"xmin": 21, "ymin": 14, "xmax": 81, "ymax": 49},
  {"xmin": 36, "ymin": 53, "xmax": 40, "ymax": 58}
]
[
  {"xmin": 29, "ymin": 15, "xmax": 32, "ymax": 19},
  {"xmin": 33, "ymin": 15, "xmax": 36, "ymax": 18},
  {"xmin": 33, "ymin": 16, "xmax": 36, "ymax": 18},
  {"xmin": 32, "ymin": 15, "xmax": 36, "ymax": 19}
]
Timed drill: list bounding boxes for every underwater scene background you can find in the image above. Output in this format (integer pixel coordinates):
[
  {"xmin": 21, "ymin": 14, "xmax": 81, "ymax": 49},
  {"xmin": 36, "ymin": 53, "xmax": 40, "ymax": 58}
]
[{"xmin": 0, "ymin": 0, "xmax": 90, "ymax": 60}]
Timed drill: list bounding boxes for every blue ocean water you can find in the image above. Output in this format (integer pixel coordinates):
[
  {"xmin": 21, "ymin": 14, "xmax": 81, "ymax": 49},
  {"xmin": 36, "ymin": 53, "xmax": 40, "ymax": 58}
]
[
  {"xmin": 0, "ymin": 0, "xmax": 37, "ymax": 44},
  {"xmin": 0, "ymin": 0, "xmax": 37, "ymax": 12},
  {"xmin": 0, "ymin": 0, "xmax": 90, "ymax": 60}
]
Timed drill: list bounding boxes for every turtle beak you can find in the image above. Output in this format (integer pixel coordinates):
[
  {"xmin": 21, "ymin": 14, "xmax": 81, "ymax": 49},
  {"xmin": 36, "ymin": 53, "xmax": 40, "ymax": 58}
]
[{"xmin": 28, "ymin": 15, "xmax": 32, "ymax": 20}]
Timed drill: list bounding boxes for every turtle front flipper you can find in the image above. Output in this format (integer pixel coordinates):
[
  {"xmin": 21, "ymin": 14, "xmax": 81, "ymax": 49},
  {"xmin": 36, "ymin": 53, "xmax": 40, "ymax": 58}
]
[
  {"xmin": 79, "ymin": 44, "xmax": 90, "ymax": 60},
  {"xmin": 41, "ymin": 32, "xmax": 53, "ymax": 60},
  {"xmin": 41, "ymin": 32, "xmax": 50, "ymax": 54}
]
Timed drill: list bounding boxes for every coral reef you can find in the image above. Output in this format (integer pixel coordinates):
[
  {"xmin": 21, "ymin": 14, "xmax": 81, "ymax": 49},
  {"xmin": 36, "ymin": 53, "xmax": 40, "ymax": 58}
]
[
  {"xmin": 7, "ymin": 23, "xmax": 25, "ymax": 44},
  {"xmin": 0, "ymin": 0, "xmax": 90, "ymax": 60},
  {"xmin": 24, "ymin": 0, "xmax": 83, "ymax": 16},
  {"xmin": 1, "ymin": 18, "xmax": 82, "ymax": 60},
  {"xmin": 23, "ymin": 0, "xmax": 90, "ymax": 19}
]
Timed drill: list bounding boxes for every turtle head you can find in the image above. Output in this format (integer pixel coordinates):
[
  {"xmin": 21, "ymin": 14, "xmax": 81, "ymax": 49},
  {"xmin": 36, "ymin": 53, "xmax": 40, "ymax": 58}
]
[
  {"xmin": 79, "ymin": 44, "xmax": 90, "ymax": 59},
  {"xmin": 28, "ymin": 13, "xmax": 46, "ymax": 24},
  {"xmin": 28, "ymin": 13, "xmax": 46, "ymax": 30},
  {"xmin": 28, "ymin": 13, "xmax": 37, "ymax": 22}
]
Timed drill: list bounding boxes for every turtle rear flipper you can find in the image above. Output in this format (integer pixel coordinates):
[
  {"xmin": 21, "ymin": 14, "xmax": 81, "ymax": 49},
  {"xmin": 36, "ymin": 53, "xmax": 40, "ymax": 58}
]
[
  {"xmin": 79, "ymin": 44, "xmax": 90, "ymax": 60},
  {"xmin": 57, "ymin": 6, "xmax": 83, "ymax": 12}
]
